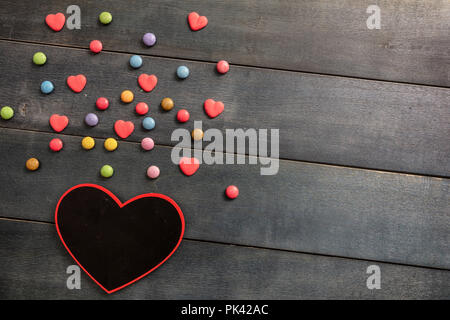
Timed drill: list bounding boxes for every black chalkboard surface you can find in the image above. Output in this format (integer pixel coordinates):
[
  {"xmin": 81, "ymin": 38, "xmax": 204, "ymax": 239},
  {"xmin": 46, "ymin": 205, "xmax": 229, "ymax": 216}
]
[{"xmin": 55, "ymin": 184, "xmax": 185, "ymax": 293}]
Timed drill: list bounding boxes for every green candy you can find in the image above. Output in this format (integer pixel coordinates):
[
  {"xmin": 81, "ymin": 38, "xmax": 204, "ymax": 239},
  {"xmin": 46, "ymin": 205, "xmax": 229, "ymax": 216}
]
[
  {"xmin": 0, "ymin": 106, "xmax": 14, "ymax": 120},
  {"xmin": 100, "ymin": 165, "xmax": 114, "ymax": 178},
  {"xmin": 33, "ymin": 52, "xmax": 47, "ymax": 65},
  {"xmin": 99, "ymin": 12, "xmax": 112, "ymax": 24}
]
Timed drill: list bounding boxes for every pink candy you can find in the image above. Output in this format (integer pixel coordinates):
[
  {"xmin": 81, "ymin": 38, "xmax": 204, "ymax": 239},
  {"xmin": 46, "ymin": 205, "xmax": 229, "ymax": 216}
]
[
  {"xmin": 141, "ymin": 137, "xmax": 154, "ymax": 151},
  {"xmin": 147, "ymin": 165, "xmax": 160, "ymax": 179}
]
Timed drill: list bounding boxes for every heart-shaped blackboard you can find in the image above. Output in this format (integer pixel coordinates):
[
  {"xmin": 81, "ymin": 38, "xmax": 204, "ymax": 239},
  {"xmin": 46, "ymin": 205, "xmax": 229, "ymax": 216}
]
[{"xmin": 55, "ymin": 184, "xmax": 185, "ymax": 293}]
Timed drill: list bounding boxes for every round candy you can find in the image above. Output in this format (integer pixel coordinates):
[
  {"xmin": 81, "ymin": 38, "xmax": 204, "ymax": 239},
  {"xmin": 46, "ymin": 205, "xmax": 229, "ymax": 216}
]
[
  {"xmin": 85, "ymin": 113, "xmax": 99, "ymax": 127},
  {"xmin": 82, "ymin": 136, "xmax": 95, "ymax": 150},
  {"xmin": 104, "ymin": 138, "xmax": 118, "ymax": 151},
  {"xmin": 129, "ymin": 55, "xmax": 143, "ymax": 68},
  {"xmin": 161, "ymin": 97, "xmax": 174, "ymax": 111},
  {"xmin": 147, "ymin": 165, "xmax": 160, "ymax": 179},
  {"xmin": 176, "ymin": 66, "xmax": 190, "ymax": 79},
  {"xmin": 96, "ymin": 97, "xmax": 109, "ymax": 110},
  {"xmin": 99, "ymin": 12, "xmax": 112, "ymax": 25},
  {"xmin": 225, "ymin": 185, "xmax": 239, "ymax": 199},
  {"xmin": 0, "ymin": 106, "xmax": 14, "ymax": 120},
  {"xmin": 33, "ymin": 52, "xmax": 47, "ymax": 65},
  {"xmin": 177, "ymin": 109, "xmax": 190, "ymax": 123},
  {"xmin": 141, "ymin": 137, "xmax": 154, "ymax": 151},
  {"xmin": 49, "ymin": 138, "xmax": 63, "ymax": 152},
  {"xmin": 26, "ymin": 158, "xmax": 39, "ymax": 171},
  {"xmin": 142, "ymin": 33, "xmax": 156, "ymax": 47},
  {"xmin": 142, "ymin": 117, "xmax": 155, "ymax": 130},
  {"xmin": 90, "ymin": 40, "xmax": 103, "ymax": 53},
  {"xmin": 216, "ymin": 60, "xmax": 230, "ymax": 74},
  {"xmin": 121, "ymin": 90, "xmax": 134, "ymax": 103},
  {"xmin": 40, "ymin": 81, "xmax": 54, "ymax": 94},
  {"xmin": 135, "ymin": 102, "xmax": 149, "ymax": 115},
  {"xmin": 100, "ymin": 165, "xmax": 114, "ymax": 178},
  {"xmin": 192, "ymin": 128, "xmax": 204, "ymax": 141}
]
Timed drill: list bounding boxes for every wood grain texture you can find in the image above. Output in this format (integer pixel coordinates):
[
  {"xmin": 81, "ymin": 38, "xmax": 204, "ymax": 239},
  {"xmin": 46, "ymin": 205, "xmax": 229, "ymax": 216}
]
[
  {"xmin": 0, "ymin": 127, "xmax": 449, "ymax": 269},
  {"xmin": 1, "ymin": 219, "xmax": 449, "ymax": 299},
  {"xmin": 0, "ymin": 42, "xmax": 449, "ymax": 177},
  {"xmin": 0, "ymin": 0, "xmax": 449, "ymax": 86}
]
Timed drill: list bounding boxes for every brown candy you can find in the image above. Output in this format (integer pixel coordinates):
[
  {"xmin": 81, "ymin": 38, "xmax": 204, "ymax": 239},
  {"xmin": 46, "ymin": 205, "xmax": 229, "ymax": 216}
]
[
  {"xmin": 26, "ymin": 158, "xmax": 40, "ymax": 171},
  {"xmin": 161, "ymin": 97, "xmax": 174, "ymax": 111}
]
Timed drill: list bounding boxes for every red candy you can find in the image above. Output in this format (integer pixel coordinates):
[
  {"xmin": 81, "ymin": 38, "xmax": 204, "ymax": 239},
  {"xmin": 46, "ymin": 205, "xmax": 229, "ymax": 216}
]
[
  {"xmin": 179, "ymin": 157, "xmax": 200, "ymax": 176},
  {"xmin": 49, "ymin": 114, "xmax": 69, "ymax": 132},
  {"xmin": 204, "ymin": 99, "xmax": 224, "ymax": 118},
  {"xmin": 90, "ymin": 40, "xmax": 103, "ymax": 53},
  {"xmin": 96, "ymin": 97, "xmax": 109, "ymax": 110},
  {"xmin": 45, "ymin": 13, "xmax": 65, "ymax": 32},
  {"xmin": 67, "ymin": 74, "xmax": 87, "ymax": 93},
  {"xmin": 49, "ymin": 138, "xmax": 63, "ymax": 152},
  {"xmin": 135, "ymin": 102, "xmax": 149, "ymax": 115},
  {"xmin": 188, "ymin": 12, "xmax": 208, "ymax": 31},
  {"xmin": 138, "ymin": 74, "xmax": 158, "ymax": 92},
  {"xmin": 177, "ymin": 109, "xmax": 190, "ymax": 123},
  {"xmin": 225, "ymin": 185, "xmax": 239, "ymax": 199},
  {"xmin": 114, "ymin": 120, "xmax": 134, "ymax": 139},
  {"xmin": 216, "ymin": 60, "xmax": 230, "ymax": 74}
]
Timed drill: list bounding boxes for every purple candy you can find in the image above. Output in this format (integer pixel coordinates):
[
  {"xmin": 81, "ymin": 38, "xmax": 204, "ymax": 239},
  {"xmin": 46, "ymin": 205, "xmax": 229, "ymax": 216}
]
[
  {"xmin": 85, "ymin": 113, "xmax": 98, "ymax": 127},
  {"xmin": 142, "ymin": 33, "xmax": 156, "ymax": 47}
]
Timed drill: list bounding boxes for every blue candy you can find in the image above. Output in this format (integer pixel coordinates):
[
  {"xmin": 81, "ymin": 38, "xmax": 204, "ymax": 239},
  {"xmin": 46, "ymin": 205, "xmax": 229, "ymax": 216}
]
[
  {"xmin": 142, "ymin": 117, "xmax": 155, "ymax": 130},
  {"xmin": 176, "ymin": 65, "xmax": 190, "ymax": 79},
  {"xmin": 40, "ymin": 81, "xmax": 54, "ymax": 94},
  {"xmin": 129, "ymin": 55, "xmax": 143, "ymax": 69}
]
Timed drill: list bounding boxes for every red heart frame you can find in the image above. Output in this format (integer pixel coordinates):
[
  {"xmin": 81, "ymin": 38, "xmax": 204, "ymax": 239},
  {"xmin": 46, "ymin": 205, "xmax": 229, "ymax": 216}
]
[{"xmin": 55, "ymin": 184, "xmax": 185, "ymax": 294}]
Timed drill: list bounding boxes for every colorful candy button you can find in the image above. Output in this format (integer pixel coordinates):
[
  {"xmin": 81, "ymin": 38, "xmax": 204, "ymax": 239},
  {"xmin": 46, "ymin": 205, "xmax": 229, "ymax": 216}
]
[
  {"xmin": 85, "ymin": 113, "xmax": 99, "ymax": 127},
  {"xmin": 81, "ymin": 136, "xmax": 95, "ymax": 150},
  {"xmin": 225, "ymin": 185, "xmax": 239, "ymax": 199},
  {"xmin": 142, "ymin": 33, "xmax": 156, "ymax": 47},
  {"xmin": 142, "ymin": 117, "xmax": 155, "ymax": 130},
  {"xmin": 176, "ymin": 66, "xmax": 190, "ymax": 79},
  {"xmin": 99, "ymin": 12, "xmax": 112, "ymax": 25},
  {"xmin": 161, "ymin": 97, "xmax": 174, "ymax": 111},
  {"xmin": 100, "ymin": 165, "xmax": 114, "ymax": 178},
  {"xmin": 0, "ymin": 106, "xmax": 14, "ymax": 120},
  {"xmin": 90, "ymin": 40, "xmax": 103, "ymax": 53},
  {"xmin": 141, "ymin": 137, "xmax": 154, "ymax": 151},
  {"xmin": 129, "ymin": 55, "xmax": 143, "ymax": 68},
  {"xmin": 135, "ymin": 102, "xmax": 149, "ymax": 115},
  {"xmin": 191, "ymin": 128, "xmax": 204, "ymax": 141},
  {"xmin": 177, "ymin": 109, "xmax": 190, "ymax": 123},
  {"xmin": 147, "ymin": 165, "xmax": 160, "ymax": 179},
  {"xmin": 121, "ymin": 90, "xmax": 134, "ymax": 103},
  {"xmin": 104, "ymin": 138, "xmax": 118, "ymax": 151},
  {"xmin": 33, "ymin": 52, "xmax": 47, "ymax": 65},
  {"xmin": 216, "ymin": 60, "xmax": 230, "ymax": 74},
  {"xmin": 40, "ymin": 81, "xmax": 54, "ymax": 94},
  {"xmin": 96, "ymin": 97, "xmax": 109, "ymax": 110},
  {"xmin": 49, "ymin": 138, "xmax": 63, "ymax": 152},
  {"xmin": 26, "ymin": 158, "xmax": 39, "ymax": 171}
]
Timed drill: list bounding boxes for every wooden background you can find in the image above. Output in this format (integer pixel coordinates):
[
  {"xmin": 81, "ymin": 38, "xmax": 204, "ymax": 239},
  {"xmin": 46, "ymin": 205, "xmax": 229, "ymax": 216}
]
[{"xmin": 0, "ymin": 0, "xmax": 448, "ymax": 299}]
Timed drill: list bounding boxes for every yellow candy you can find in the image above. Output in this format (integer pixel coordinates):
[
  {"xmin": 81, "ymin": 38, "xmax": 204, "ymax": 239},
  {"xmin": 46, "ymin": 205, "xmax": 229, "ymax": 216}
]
[
  {"xmin": 104, "ymin": 138, "xmax": 118, "ymax": 151},
  {"xmin": 191, "ymin": 128, "xmax": 204, "ymax": 141},
  {"xmin": 81, "ymin": 136, "xmax": 95, "ymax": 150},
  {"xmin": 121, "ymin": 90, "xmax": 134, "ymax": 103}
]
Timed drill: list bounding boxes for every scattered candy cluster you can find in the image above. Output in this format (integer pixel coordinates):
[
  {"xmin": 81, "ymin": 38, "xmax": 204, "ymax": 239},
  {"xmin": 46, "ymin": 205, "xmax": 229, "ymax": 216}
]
[{"xmin": 1, "ymin": 10, "xmax": 239, "ymax": 199}]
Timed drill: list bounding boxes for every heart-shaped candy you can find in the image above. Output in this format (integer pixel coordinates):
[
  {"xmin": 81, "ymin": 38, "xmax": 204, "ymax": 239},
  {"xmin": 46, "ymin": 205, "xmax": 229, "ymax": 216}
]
[
  {"xmin": 179, "ymin": 157, "xmax": 200, "ymax": 176},
  {"xmin": 204, "ymin": 99, "xmax": 224, "ymax": 118},
  {"xmin": 67, "ymin": 74, "xmax": 87, "ymax": 93},
  {"xmin": 138, "ymin": 74, "xmax": 158, "ymax": 92},
  {"xmin": 188, "ymin": 12, "xmax": 208, "ymax": 31},
  {"xmin": 49, "ymin": 114, "xmax": 69, "ymax": 132},
  {"xmin": 55, "ymin": 184, "xmax": 185, "ymax": 294},
  {"xmin": 114, "ymin": 120, "xmax": 135, "ymax": 139},
  {"xmin": 45, "ymin": 13, "xmax": 66, "ymax": 32}
]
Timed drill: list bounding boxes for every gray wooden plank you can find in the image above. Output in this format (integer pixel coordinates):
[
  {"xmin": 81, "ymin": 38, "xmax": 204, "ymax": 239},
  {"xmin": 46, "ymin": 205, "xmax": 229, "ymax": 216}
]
[
  {"xmin": 0, "ymin": 127, "xmax": 449, "ymax": 270},
  {"xmin": 0, "ymin": 42, "xmax": 449, "ymax": 177},
  {"xmin": 1, "ymin": 219, "xmax": 449, "ymax": 299},
  {"xmin": 0, "ymin": 0, "xmax": 449, "ymax": 86}
]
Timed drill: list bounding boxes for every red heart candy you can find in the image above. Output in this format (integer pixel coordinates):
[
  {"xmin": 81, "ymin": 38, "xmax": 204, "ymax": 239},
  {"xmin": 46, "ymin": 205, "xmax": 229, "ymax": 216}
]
[
  {"xmin": 45, "ymin": 13, "xmax": 66, "ymax": 32},
  {"xmin": 204, "ymin": 99, "xmax": 224, "ymax": 118},
  {"xmin": 49, "ymin": 114, "xmax": 69, "ymax": 132},
  {"xmin": 179, "ymin": 157, "xmax": 200, "ymax": 176},
  {"xmin": 67, "ymin": 74, "xmax": 87, "ymax": 93},
  {"xmin": 138, "ymin": 74, "xmax": 158, "ymax": 92},
  {"xmin": 114, "ymin": 120, "xmax": 135, "ymax": 139},
  {"xmin": 188, "ymin": 12, "xmax": 208, "ymax": 31}
]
